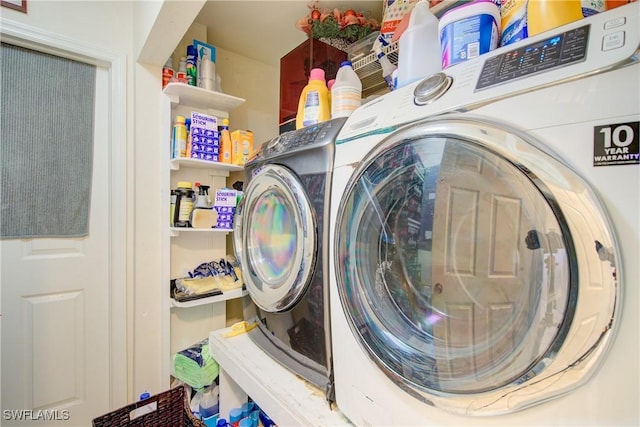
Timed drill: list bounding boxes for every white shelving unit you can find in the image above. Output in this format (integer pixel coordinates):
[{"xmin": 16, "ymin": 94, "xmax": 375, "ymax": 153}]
[{"xmin": 161, "ymin": 83, "xmax": 247, "ymax": 388}]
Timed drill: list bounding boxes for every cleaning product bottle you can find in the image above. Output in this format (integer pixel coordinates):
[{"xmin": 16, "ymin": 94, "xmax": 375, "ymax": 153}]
[
  {"xmin": 199, "ymin": 384, "xmax": 220, "ymax": 425},
  {"xmin": 581, "ymin": 0, "xmax": 607, "ymax": 16},
  {"xmin": 527, "ymin": 0, "xmax": 584, "ymax": 37},
  {"xmin": 176, "ymin": 57, "xmax": 188, "ymax": 84},
  {"xmin": 172, "ymin": 115, "xmax": 188, "ymax": 159},
  {"xmin": 219, "ymin": 118, "xmax": 232, "ymax": 164},
  {"xmin": 162, "ymin": 56, "xmax": 174, "ymax": 89},
  {"xmin": 170, "ymin": 190, "xmax": 177, "ymax": 226},
  {"xmin": 377, "ymin": 51, "xmax": 397, "ymax": 91},
  {"xmin": 331, "ymin": 61, "xmax": 362, "ymax": 119},
  {"xmin": 500, "ymin": 0, "xmax": 529, "ymax": 46},
  {"xmin": 190, "ymin": 183, "xmax": 218, "ymax": 229},
  {"xmin": 295, "ymin": 68, "xmax": 330, "ymax": 130},
  {"xmin": 174, "ymin": 181, "xmax": 194, "ymax": 228},
  {"xmin": 186, "ymin": 44, "xmax": 198, "ymax": 86},
  {"xmin": 396, "ymin": 0, "xmax": 441, "ymax": 89}
]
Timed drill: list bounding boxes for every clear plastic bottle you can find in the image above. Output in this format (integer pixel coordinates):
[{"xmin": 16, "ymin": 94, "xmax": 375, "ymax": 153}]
[
  {"xmin": 199, "ymin": 385, "xmax": 219, "ymax": 421},
  {"xmin": 331, "ymin": 61, "xmax": 362, "ymax": 119},
  {"xmin": 527, "ymin": 0, "xmax": 584, "ymax": 37},
  {"xmin": 295, "ymin": 68, "xmax": 330, "ymax": 129},
  {"xmin": 396, "ymin": 0, "xmax": 441, "ymax": 88}
]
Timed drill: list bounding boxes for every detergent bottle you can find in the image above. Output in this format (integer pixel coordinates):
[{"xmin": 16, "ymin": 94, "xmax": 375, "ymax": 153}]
[
  {"xmin": 396, "ymin": 0, "xmax": 441, "ymax": 88},
  {"xmin": 296, "ymin": 68, "xmax": 330, "ymax": 129},
  {"xmin": 331, "ymin": 61, "xmax": 362, "ymax": 119},
  {"xmin": 190, "ymin": 183, "xmax": 217, "ymax": 229},
  {"xmin": 527, "ymin": 0, "xmax": 584, "ymax": 37},
  {"xmin": 500, "ymin": 0, "xmax": 529, "ymax": 46},
  {"xmin": 219, "ymin": 118, "xmax": 232, "ymax": 164}
]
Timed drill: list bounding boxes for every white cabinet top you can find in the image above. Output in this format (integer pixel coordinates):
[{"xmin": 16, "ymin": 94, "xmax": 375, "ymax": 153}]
[{"xmin": 209, "ymin": 327, "xmax": 352, "ymax": 427}]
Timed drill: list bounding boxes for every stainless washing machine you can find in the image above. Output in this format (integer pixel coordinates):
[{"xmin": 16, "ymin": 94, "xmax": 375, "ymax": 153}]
[{"xmin": 233, "ymin": 117, "xmax": 346, "ymax": 400}]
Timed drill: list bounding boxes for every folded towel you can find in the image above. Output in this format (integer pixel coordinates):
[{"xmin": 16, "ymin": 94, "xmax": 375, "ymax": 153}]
[{"xmin": 173, "ymin": 339, "xmax": 219, "ymax": 391}]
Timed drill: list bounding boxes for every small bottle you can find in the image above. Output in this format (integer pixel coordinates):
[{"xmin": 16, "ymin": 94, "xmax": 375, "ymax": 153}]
[
  {"xmin": 176, "ymin": 57, "xmax": 188, "ymax": 84},
  {"xmin": 219, "ymin": 118, "xmax": 232, "ymax": 164},
  {"xmin": 377, "ymin": 51, "xmax": 397, "ymax": 91},
  {"xmin": 396, "ymin": 0, "xmax": 441, "ymax": 88},
  {"xmin": 170, "ymin": 190, "xmax": 177, "ymax": 226},
  {"xmin": 216, "ymin": 419, "xmax": 228, "ymax": 427},
  {"xmin": 190, "ymin": 183, "xmax": 218, "ymax": 229},
  {"xmin": 174, "ymin": 181, "xmax": 194, "ymax": 228},
  {"xmin": 162, "ymin": 57, "xmax": 174, "ymax": 89},
  {"xmin": 295, "ymin": 68, "xmax": 330, "ymax": 129},
  {"xmin": 186, "ymin": 44, "xmax": 198, "ymax": 86},
  {"xmin": 172, "ymin": 115, "xmax": 188, "ymax": 159},
  {"xmin": 527, "ymin": 0, "xmax": 583, "ymax": 37},
  {"xmin": 331, "ymin": 61, "xmax": 362, "ymax": 119}
]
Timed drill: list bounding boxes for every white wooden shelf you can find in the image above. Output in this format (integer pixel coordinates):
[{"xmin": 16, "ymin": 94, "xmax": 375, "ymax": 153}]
[
  {"xmin": 170, "ymin": 287, "xmax": 247, "ymax": 308},
  {"xmin": 163, "ymin": 82, "xmax": 245, "ymax": 112},
  {"xmin": 169, "ymin": 227, "xmax": 231, "ymax": 237},
  {"xmin": 209, "ymin": 327, "xmax": 352, "ymax": 427},
  {"xmin": 170, "ymin": 157, "xmax": 244, "ymax": 172},
  {"xmin": 161, "ymin": 80, "xmax": 246, "ymax": 389}
]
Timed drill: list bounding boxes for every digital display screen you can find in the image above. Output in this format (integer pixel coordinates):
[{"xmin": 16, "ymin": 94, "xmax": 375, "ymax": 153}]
[{"xmin": 476, "ymin": 25, "xmax": 590, "ymax": 91}]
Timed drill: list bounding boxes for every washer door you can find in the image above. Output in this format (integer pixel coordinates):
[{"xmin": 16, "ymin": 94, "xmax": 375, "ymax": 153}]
[
  {"xmin": 334, "ymin": 116, "xmax": 620, "ymax": 414},
  {"xmin": 235, "ymin": 164, "xmax": 316, "ymax": 312}
]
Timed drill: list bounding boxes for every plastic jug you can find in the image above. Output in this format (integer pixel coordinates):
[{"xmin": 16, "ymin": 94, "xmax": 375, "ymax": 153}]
[
  {"xmin": 199, "ymin": 385, "xmax": 219, "ymax": 426},
  {"xmin": 295, "ymin": 68, "xmax": 330, "ymax": 129},
  {"xmin": 331, "ymin": 61, "xmax": 362, "ymax": 119},
  {"xmin": 396, "ymin": 0, "xmax": 441, "ymax": 88},
  {"xmin": 527, "ymin": 0, "xmax": 584, "ymax": 37}
]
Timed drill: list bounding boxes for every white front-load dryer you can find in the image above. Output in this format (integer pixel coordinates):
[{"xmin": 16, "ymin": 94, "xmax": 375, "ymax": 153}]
[{"xmin": 329, "ymin": 3, "xmax": 639, "ymax": 425}]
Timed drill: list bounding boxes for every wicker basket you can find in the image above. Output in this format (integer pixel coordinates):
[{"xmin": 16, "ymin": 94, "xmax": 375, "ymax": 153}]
[{"xmin": 92, "ymin": 385, "xmax": 205, "ymax": 427}]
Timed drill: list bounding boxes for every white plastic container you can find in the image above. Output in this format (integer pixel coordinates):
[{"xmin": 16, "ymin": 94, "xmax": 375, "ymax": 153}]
[
  {"xmin": 396, "ymin": 0, "xmax": 442, "ymax": 89},
  {"xmin": 331, "ymin": 61, "xmax": 362, "ymax": 119},
  {"xmin": 439, "ymin": 0, "xmax": 501, "ymax": 69}
]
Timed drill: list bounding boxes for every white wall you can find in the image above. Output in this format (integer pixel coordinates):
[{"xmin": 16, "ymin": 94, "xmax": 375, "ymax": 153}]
[
  {"xmin": 134, "ymin": 2, "xmax": 280, "ymax": 399},
  {"xmin": 1, "ymin": 0, "xmax": 281, "ymax": 405}
]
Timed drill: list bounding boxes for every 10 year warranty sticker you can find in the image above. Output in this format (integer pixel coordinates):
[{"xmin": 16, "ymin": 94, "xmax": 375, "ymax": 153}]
[{"xmin": 593, "ymin": 121, "xmax": 640, "ymax": 166}]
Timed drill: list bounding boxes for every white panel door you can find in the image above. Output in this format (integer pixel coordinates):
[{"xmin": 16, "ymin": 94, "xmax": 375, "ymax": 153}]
[{"xmin": 1, "ymin": 67, "xmax": 115, "ymax": 426}]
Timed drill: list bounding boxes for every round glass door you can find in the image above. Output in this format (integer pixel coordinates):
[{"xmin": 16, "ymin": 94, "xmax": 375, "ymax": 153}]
[
  {"xmin": 334, "ymin": 116, "xmax": 619, "ymax": 413},
  {"xmin": 236, "ymin": 164, "xmax": 316, "ymax": 312}
]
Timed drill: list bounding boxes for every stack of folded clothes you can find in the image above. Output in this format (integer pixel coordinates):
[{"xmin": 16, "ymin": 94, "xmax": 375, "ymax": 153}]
[{"xmin": 173, "ymin": 338, "xmax": 219, "ymax": 391}]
